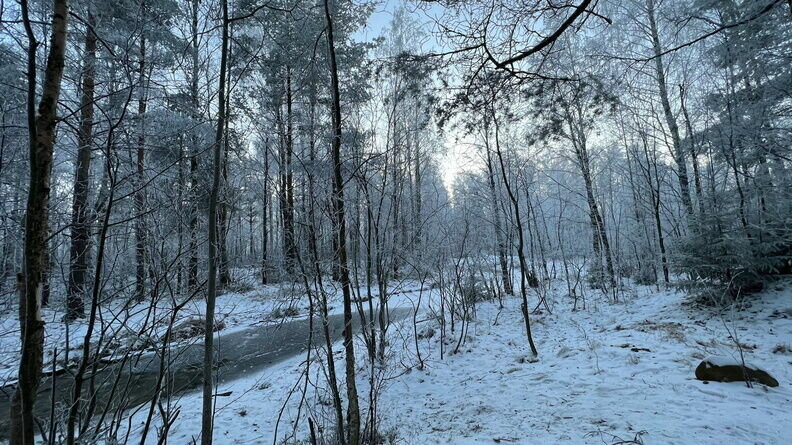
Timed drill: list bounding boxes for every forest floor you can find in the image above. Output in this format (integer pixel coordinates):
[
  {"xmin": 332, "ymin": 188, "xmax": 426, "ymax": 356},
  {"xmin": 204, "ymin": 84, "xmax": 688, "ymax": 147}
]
[
  {"xmin": 1, "ymin": 277, "xmax": 790, "ymax": 444},
  {"xmin": 113, "ymin": 278, "xmax": 791, "ymax": 444}
]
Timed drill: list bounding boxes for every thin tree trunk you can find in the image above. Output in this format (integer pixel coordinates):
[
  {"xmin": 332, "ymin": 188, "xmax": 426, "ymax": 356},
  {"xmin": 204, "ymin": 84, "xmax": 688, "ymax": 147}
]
[
  {"xmin": 178, "ymin": 137, "xmax": 186, "ymax": 293},
  {"xmin": 622, "ymin": 123, "xmax": 657, "ymax": 284},
  {"xmin": 303, "ymin": 108, "xmax": 345, "ymax": 443},
  {"xmin": 324, "ymin": 1, "xmax": 361, "ymax": 442},
  {"xmin": 578, "ymin": 151, "xmax": 614, "ymax": 285},
  {"xmin": 201, "ymin": 0, "xmax": 229, "ymax": 442},
  {"xmin": 490, "ymin": 107, "xmax": 538, "ymax": 357},
  {"xmin": 134, "ymin": 17, "xmax": 148, "ymax": 302},
  {"xmin": 218, "ymin": 77, "xmax": 231, "ymax": 286},
  {"xmin": 261, "ymin": 139, "xmax": 269, "ymax": 284},
  {"xmin": 484, "ymin": 127, "xmax": 513, "ymax": 295},
  {"xmin": 569, "ymin": 114, "xmax": 615, "ymax": 286},
  {"xmin": 11, "ymin": 1, "xmax": 68, "ymax": 443},
  {"xmin": 413, "ymin": 140, "xmax": 422, "ymax": 261},
  {"xmin": 647, "ymin": 0, "xmax": 693, "ymax": 218},
  {"xmin": 66, "ymin": 123, "xmax": 123, "ymax": 445},
  {"xmin": 639, "ymin": 131, "xmax": 669, "ymax": 283},
  {"xmin": 280, "ymin": 68, "xmax": 296, "ymax": 275},
  {"xmin": 679, "ymin": 84, "xmax": 702, "ymax": 207},
  {"xmin": 187, "ymin": 0, "xmax": 200, "ymax": 292}
]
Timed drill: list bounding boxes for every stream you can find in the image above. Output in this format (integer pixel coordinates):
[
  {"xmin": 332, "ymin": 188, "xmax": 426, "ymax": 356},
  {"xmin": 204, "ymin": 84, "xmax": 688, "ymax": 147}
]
[{"xmin": 0, "ymin": 307, "xmax": 410, "ymax": 439}]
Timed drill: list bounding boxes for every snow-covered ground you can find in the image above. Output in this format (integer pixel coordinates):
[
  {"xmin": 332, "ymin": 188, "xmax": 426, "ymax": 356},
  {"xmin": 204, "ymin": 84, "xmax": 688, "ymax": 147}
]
[
  {"xmin": 0, "ymin": 273, "xmax": 275, "ymax": 384},
  {"xmin": 114, "ymin": 279, "xmax": 792, "ymax": 444},
  {"xmin": 0, "ymin": 270, "xmax": 429, "ymax": 385}
]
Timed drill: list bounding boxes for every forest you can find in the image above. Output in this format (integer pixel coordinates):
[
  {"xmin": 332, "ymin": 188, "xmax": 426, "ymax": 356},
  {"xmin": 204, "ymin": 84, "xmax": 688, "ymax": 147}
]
[{"xmin": 0, "ymin": 0, "xmax": 790, "ymax": 444}]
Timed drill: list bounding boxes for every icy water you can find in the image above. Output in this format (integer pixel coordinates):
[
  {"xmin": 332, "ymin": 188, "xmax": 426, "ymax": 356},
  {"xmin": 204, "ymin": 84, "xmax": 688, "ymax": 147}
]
[{"xmin": 0, "ymin": 308, "xmax": 408, "ymax": 439}]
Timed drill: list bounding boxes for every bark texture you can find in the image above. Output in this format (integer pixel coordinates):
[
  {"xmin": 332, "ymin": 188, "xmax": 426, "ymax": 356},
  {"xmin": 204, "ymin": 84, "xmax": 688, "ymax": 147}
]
[{"xmin": 11, "ymin": 0, "xmax": 69, "ymax": 444}]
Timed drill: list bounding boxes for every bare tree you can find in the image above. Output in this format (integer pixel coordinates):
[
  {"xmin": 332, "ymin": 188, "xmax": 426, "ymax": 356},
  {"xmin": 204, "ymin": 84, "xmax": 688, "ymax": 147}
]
[
  {"xmin": 488, "ymin": 103, "xmax": 539, "ymax": 357},
  {"xmin": 324, "ymin": 0, "xmax": 361, "ymax": 442},
  {"xmin": 646, "ymin": 0, "xmax": 693, "ymax": 218},
  {"xmin": 201, "ymin": 0, "xmax": 229, "ymax": 442},
  {"xmin": 10, "ymin": 0, "xmax": 69, "ymax": 443}
]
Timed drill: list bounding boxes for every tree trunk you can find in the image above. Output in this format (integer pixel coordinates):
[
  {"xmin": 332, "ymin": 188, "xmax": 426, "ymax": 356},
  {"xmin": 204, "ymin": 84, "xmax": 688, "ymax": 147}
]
[
  {"xmin": 490, "ymin": 107, "xmax": 538, "ymax": 357},
  {"xmin": 11, "ymin": 1, "xmax": 68, "ymax": 443},
  {"xmin": 134, "ymin": 23, "xmax": 148, "ymax": 302},
  {"xmin": 280, "ymin": 67, "xmax": 297, "ymax": 275},
  {"xmin": 201, "ymin": 0, "xmax": 229, "ymax": 442},
  {"xmin": 261, "ymin": 139, "xmax": 269, "ymax": 284},
  {"xmin": 66, "ymin": 126, "xmax": 121, "ymax": 445},
  {"xmin": 679, "ymin": 84, "xmax": 702, "ymax": 207},
  {"xmin": 67, "ymin": 11, "xmax": 97, "ymax": 321},
  {"xmin": 647, "ymin": 0, "xmax": 693, "ymax": 218},
  {"xmin": 414, "ymin": 168, "xmax": 422, "ymax": 253},
  {"xmin": 187, "ymin": 0, "xmax": 200, "ymax": 292},
  {"xmin": 568, "ymin": 113, "xmax": 615, "ymax": 287},
  {"xmin": 577, "ymin": 148, "xmax": 615, "ymax": 285},
  {"xmin": 638, "ymin": 131, "xmax": 669, "ymax": 283},
  {"xmin": 484, "ymin": 137, "xmax": 513, "ymax": 295},
  {"xmin": 324, "ymin": 1, "xmax": 361, "ymax": 442},
  {"xmin": 218, "ymin": 76, "xmax": 231, "ymax": 286}
]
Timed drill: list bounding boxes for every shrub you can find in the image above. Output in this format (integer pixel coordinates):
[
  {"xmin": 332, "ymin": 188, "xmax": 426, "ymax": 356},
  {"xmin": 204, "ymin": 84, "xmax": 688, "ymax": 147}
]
[
  {"xmin": 460, "ymin": 274, "xmax": 491, "ymax": 304},
  {"xmin": 674, "ymin": 210, "xmax": 792, "ymax": 299}
]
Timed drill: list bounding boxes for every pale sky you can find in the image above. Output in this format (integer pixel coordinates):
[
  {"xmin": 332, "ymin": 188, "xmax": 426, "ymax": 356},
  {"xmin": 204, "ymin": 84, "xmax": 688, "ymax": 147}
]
[{"xmin": 353, "ymin": 0, "xmax": 472, "ymax": 194}]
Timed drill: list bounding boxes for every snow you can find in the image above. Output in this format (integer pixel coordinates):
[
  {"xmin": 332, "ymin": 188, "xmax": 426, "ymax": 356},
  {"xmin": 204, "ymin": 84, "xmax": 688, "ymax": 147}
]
[
  {"xmin": 0, "ymin": 271, "xmax": 430, "ymax": 384},
  {"xmin": 0, "ymin": 273, "xmax": 298, "ymax": 384},
  {"xmin": 111, "ymin": 279, "xmax": 792, "ymax": 444}
]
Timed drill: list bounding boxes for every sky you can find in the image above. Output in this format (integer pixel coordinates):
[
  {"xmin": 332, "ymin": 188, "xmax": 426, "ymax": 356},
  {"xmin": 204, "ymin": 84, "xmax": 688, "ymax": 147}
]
[{"xmin": 353, "ymin": 0, "xmax": 474, "ymax": 194}]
